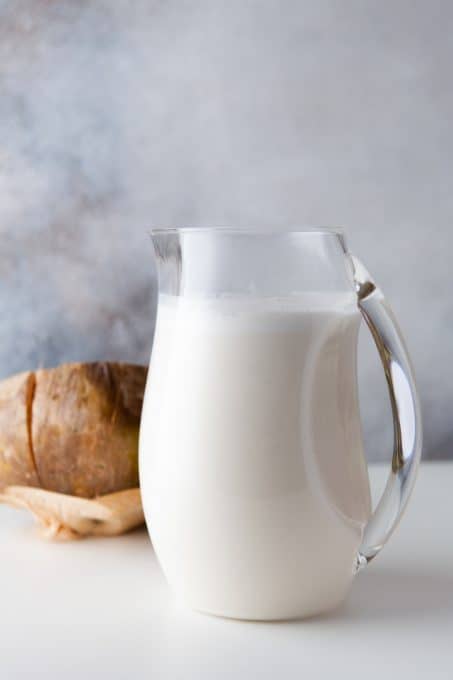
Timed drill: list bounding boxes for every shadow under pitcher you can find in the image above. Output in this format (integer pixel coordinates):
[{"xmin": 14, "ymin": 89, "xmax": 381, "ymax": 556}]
[{"xmin": 139, "ymin": 228, "xmax": 422, "ymax": 620}]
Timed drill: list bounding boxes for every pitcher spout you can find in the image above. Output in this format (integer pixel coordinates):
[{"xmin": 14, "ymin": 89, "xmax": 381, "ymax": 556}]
[{"xmin": 149, "ymin": 229, "xmax": 182, "ymax": 296}]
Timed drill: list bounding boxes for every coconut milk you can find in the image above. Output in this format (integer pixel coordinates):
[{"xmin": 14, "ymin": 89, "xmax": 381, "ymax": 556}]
[{"xmin": 139, "ymin": 293, "xmax": 371, "ymax": 619}]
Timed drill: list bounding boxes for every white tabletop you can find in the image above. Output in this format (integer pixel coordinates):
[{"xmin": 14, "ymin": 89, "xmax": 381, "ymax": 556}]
[{"xmin": 1, "ymin": 464, "xmax": 452, "ymax": 680}]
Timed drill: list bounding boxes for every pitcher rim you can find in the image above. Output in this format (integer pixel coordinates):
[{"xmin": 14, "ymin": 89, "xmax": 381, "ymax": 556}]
[{"xmin": 149, "ymin": 226, "xmax": 345, "ymax": 237}]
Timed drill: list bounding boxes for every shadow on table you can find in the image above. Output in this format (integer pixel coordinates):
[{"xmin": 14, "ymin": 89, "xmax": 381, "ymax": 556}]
[{"xmin": 325, "ymin": 564, "xmax": 453, "ymax": 624}]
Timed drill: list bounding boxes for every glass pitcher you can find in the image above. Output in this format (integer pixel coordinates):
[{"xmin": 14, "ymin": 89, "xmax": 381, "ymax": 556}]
[{"xmin": 139, "ymin": 228, "xmax": 422, "ymax": 620}]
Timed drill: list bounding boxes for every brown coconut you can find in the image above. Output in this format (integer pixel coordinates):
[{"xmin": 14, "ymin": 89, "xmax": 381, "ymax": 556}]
[
  {"xmin": 31, "ymin": 362, "xmax": 146, "ymax": 498},
  {"xmin": 0, "ymin": 362, "xmax": 147, "ymax": 538}
]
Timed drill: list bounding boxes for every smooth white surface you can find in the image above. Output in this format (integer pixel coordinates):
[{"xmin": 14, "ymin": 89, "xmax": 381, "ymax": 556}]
[
  {"xmin": 140, "ymin": 295, "xmax": 370, "ymax": 619},
  {"xmin": 1, "ymin": 464, "xmax": 452, "ymax": 679}
]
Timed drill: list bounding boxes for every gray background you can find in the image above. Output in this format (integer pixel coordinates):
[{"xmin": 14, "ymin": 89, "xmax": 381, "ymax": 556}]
[{"xmin": 0, "ymin": 1, "xmax": 451, "ymax": 460}]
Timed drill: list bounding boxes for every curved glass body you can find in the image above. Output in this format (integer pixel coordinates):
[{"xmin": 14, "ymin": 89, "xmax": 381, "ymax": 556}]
[{"xmin": 139, "ymin": 228, "xmax": 422, "ymax": 620}]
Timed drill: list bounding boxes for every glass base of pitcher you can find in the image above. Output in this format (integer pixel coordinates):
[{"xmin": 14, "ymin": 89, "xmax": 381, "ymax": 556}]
[{"xmin": 174, "ymin": 592, "xmax": 350, "ymax": 622}]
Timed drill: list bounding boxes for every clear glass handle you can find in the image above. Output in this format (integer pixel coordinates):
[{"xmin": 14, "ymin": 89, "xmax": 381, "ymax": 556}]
[{"xmin": 351, "ymin": 256, "xmax": 423, "ymax": 571}]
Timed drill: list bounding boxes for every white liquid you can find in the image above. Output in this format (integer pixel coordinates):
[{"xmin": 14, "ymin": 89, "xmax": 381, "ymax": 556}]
[{"xmin": 139, "ymin": 294, "xmax": 371, "ymax": 620}]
